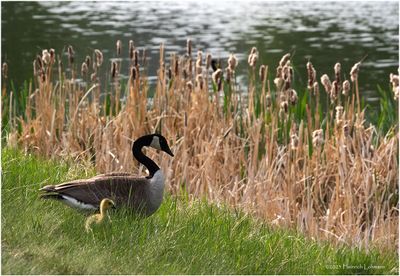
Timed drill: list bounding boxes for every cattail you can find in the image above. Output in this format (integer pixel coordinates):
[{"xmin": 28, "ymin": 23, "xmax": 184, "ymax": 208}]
[
  {"xmin": 196, "ymin": 74, "xmax": 204, "ymax": 90},
  {"xmin": 36, "ymin": 55, "xmax": 43, "ymax": 70},
  {"xmin": 289, "ymin": 89, "xmax": 298, "ymax": 105},
  {"xmin": 33, "ymin": 60, "xmax": 38, "ymax": 77},
  {"xmin": 280, "ymin": 101, "xmax": 289, "ymax": 113},
  {"xmin": 49, "ymin": 48, "xmax": 55, "ymax": 63},
  {"xmin": 129, "ymin": 40, "xmax": 134, "ymax": 60},
  {"xmin": 330, "ymin": 80, "xmax": 339, "ymax": 101},
  {"xmin": 85, "ymin": 55, "xmax": 91, "ymax": 69},
  {"xmin": 41, "ymin": 71, "xmax": 46, "ymax": 83},
  {"xmin": 306, "ymin": 61, "xmax": 316, "ymax": 90},
  {"xmin": 187, "ymin": 39, "xmax": 192, "ymax": 56},
  {"xmin": 131, "ymin": 66, "xmax": 137, "ymax": 80},
  {"xmin": 81, "ymin": 62, "xmax": 88, "ymax": 77},
  {"xmin": 195, "ymin": 59, "xmax": 202, "ymax": 75},
  {"xmin": 94, "ymin": 49, "xmax": 103, "ymax": 67},
  {"xmin": 334, "ymin": 62, "xmax": 341, "ymax": 83},
  {"xmin": 116, "ymin": 40, "xmax": 122, "ymax": 56},
  {"xmin": 211, "ymin": 59, "xmax": 219, "ymax": 72},
  {"xmin": 248, "ymin": 47, "xmax": 258, "ymax": 67},
  {"xmin": 168, "ymin": 66, "xmax": 172, "ymax": 79},
  {"xmin": 350, "ymin": 62, "xmax": 361, "ymax": 82},
  {"xmin": 217, "ymin": 77, "xmax": 223, "ymax": 92},
  {"xmin": 342, "ymin": 80, "xmax": 350, "ymax": 96},
  {"xmin": 212, "ymin": 68, "xmax": 223, "ymax": 85},
  {"xmin": 279, "ymin": 53, "xmax": 290, "ymax": 67},
  {"xmin": 186, "ymin": 81, "xmax": 193, "ymax": 93},
  {"xmin": 265, "ymin": 94, "xmax": 271, "ymax": 107},
  {"xmin": 320, "ymin": 74, "xmax": 331, "ymax": 94},
  {"xmin": 259, "ymin": 65, "xmax": 266, "ymax": 81},
  {"xmin": 290, "ymin": 134, "xmax": 299, "ymax": 149},
  {"xmin": 90, "ymin": 72, "xmax": 97, "ymax": 82},
  {"xmin": 134, "ymin": 50, "xmax": 139, "ymax": 67},
  {"xmin": 197, "ymin": 51, "xmax": 203, "ymax": 66},
  {"xmin": 312, "ymin": 129, "xmax": 324, "ymax": 147},
  {"xmin": 228, "ymin": 54, "xmax": 237, "ymax": 71},
  {"xmin": 274, "ymin": 77, "xmax": 284, "ymax": 91},
  {"xmin": 206, "ymin": 53, "xmax": 212, "ymax": 70},
  {"xmin": 343, "ymin": 123, "xmax": 350, "ymax": 137},
  {"xmin": 42, "ymin": 49, "xmax": 51, "ymax": 65},
  {"xmin": 67, "ymin": 45, "xmax": 74, "ymax": 65},
  {"xmin": 111, "ymin": 61, "xmax": 118, "ymax": 79},
  {"xmin": 390, "ymin": 73, "xmax": 399, "ymax": 100},
  {"xmin": 183, "ymin": 68, "xmax": 188, "ymax": 79},
  {"xmin": 313, "ymin": 81, "xmax": 319, "ymax": 96},
  {"xmin": 335, "ymin": 106, "xmax": 344, "ymax": 122},
  {"xmin": 174, "ymin": 59, "xmax": 179, "ymax": 77},
  {"xmin": 2, "ymin": 62, "xmax": 8, "ymax": 79}
]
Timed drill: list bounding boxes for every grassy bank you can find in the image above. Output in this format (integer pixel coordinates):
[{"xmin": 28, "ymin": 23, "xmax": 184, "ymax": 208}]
[{"xmin": 1, "ymin": 148, "xmax": 398, "ymax": 274}]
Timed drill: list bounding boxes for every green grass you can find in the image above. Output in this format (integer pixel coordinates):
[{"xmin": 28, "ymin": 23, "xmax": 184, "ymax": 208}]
[{"xmin": 2, "ymin": 148, "xmax": 398, "ymax": 274}]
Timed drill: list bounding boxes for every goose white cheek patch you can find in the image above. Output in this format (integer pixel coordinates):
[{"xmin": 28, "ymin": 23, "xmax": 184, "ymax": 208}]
[{"xmin": 150, "ymin": 136, "xmax": 161, "ymax": 150}]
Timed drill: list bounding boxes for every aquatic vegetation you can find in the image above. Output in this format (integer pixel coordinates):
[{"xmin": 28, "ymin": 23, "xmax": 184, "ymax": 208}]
[{"xmin": 1, "ymin": 40, "xmax": 398, "ymax": 250}]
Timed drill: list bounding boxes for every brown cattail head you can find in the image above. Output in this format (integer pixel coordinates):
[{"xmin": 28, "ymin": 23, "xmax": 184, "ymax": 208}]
[
  {"xmin": 134, "ymin": 50, "xmax": 139, "ymax": 67},
  {"xmin": 131, "ymin": 66, "xmax": 137, "ymax": 81},
  {"xmin": 342, "ymin": 80, "xmax": 350, "ymax": 96},
  {"xmin": 320, "ymin": 74, "xmax": 332, "ymax": 94},
  {"xmin": 42, "ymin": 49, "xmax": 51, "ymax": 65},
  {"xmin": 186, "ymin": 81, "xmax": 193, "ymax": 93},
  {"xmin": 390, "ymin": 73, "xmax": 399, "ymax": 100},
  {"xmin": 94, "ymin": 49, "xmax": 103, "ymax": 67},
  {"xmin": 81, "ymin": 62, "xmax": 88, "ymax": 77},
  {"xmin": 280, "ymin": 100, "xmax": 289, "ymax": 113},
  {"xmin": 334, "ymin": 62, "xmax": 341, "ymax": 83},
  {"xmin": 129, "ymin": 40, "xmax": 134, "ymax": 60},
  {"xmin": 289, "ymin": 89, "xmax": 298, "ymax": 105},
  {"xmin": 49, "ymin": 48, "xmax": 55, "ymax": 63},
  {"xmin": 279, "ymin": 53, "xmax": 290, "ymax": 67},
  {"xmin": 67, "ymin": 45, "xmax": 74, "ymax": 65},
  {"xmin": 36, "ymin": 55, "xmax": 43, "ymax": 70},
  {"xmin": 195, "ymin": 59, "xmax": 202, "ymax": 75},
  {"xmin": 330, "ymin": 80, "xmax": 339, "ymax": 101},
  {"xmin": 212, "ymin": 68, "xmax": 223, "ymax": 84},
  {"xmin": 343, "ymin": 123, "xmax": 350, "ymax": 137},
  {"xmin": 33, "ymin": 60, "xmax": 38, "ymax": 77},
  {"xmin": 116, "ymin": 40, "xmax": 122, "ymax": 56},
  {"xmin": 313, "ymin": 81, "xmax": 319, "ymax": 96},
  {"xmin": 291, "ymin": 134, "xmax": 299, "ymax": 149},
  {"xmin": 2, "ymin": 62, "xmax": 8, "ymax": 79},
  {"xmin": 90, "ymin": 72, "xmax": 97, "ymax": 82},
  {"xmin": 312, "ymin": 129, "xmax": 324, "ymax": 147},
  {"xmin": 195, "ymin": 74, "xmax": 204, "ymax": 90},
  {"xmin": 228, "ymin": 54, "xmax": 237, "ymax": 71},
  {"xmin": 225, "ymin": 67, "xmax": 233, "ymax": 84},
  {"xmin": 206, "ymin": 53, "xmax": 212, "ymax": 70},
  {"xmin": 187, "ymin": 39, "xmax": 192, "ymax": 56},
  {"xmin": 168, "ymin": 66, "xmax": 172, "ymax": 79},
  {"xmin": 174, "ymin": 59, "xmax": 179, "ymax": 77},
  {"xmin": 265, "ymin": 94, "xmax": 271, "ymax": 107},
  {"xmin": 197, "ymin": 51, "xmax": 203, "ymax": 66},
  {"xmin": 248, "ymin": 47, "xmax": 258, "ymax": 68},
  {"xmin": 307, "ymin": 61, "xmax": 316, "ymax": 90},
  {"xmin": 335, "ymin": 105, "xmax": 344, "ymax": 122},
  {"xmin": 259, "ymin": 65, "xmax": 266, "ymax": 82},
  {"xmin": 85, "ymin": 55, "xmax": 91, "ymax": 69},
  {"xmin": 111, "ymin": 61, "xmax": 118, "ymax": 79},
  {"xmin": 350, "ymin": 62, "xmax": 361, "ymax": 82}
]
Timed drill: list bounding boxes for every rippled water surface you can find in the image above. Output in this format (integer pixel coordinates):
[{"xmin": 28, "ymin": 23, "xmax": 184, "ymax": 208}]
[{"xmin": 2, "ymin": 1, "xmax": 399, "ymax": 104}]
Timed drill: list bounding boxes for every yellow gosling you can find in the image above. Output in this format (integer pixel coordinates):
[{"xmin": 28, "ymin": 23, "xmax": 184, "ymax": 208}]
[{"xmin": 85, "ymin": 198, "xmax": 115, "ymax": 232}]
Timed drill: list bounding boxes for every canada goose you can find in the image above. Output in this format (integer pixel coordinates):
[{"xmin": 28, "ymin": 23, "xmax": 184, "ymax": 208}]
[
  {"xmin": 39, "ymin": 134, "xmax": 174, "ymax": 216},
  {"xmin": 85, "ymin": 198, "xmax": 115, "ymax": 232}
]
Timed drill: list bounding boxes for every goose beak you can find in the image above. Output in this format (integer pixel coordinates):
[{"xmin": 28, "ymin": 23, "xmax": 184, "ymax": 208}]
[{"xmin": 165, "ymin": 147, "xmax": 174, "ymax": 157}]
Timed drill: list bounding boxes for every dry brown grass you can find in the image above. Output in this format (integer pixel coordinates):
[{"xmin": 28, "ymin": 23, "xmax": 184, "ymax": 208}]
[{"xmin": 3, "ymin": 41, "xmax": 398, "ymax": 251}]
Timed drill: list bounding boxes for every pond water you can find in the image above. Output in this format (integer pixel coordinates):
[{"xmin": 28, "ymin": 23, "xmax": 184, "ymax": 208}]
[{"xmin": 1, "ymin": 1, "xmax": 399, "ymax": 106}]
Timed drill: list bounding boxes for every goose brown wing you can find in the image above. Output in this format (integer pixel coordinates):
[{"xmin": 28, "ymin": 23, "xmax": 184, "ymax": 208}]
[{"xmin": 53, "ymin": 176, "xmax": 149, "ymax": 207}]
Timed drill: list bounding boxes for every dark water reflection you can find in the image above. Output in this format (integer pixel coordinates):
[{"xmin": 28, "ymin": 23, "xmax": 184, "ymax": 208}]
[{"xmin": 2, "ymin": 1, "xmax": 399, "ymax": 106}]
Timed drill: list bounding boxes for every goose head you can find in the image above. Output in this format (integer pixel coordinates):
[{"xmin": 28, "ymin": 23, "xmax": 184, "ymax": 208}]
[{"xmin": 145, "ymin": 134, "xmax": 174, "ymax": 156}]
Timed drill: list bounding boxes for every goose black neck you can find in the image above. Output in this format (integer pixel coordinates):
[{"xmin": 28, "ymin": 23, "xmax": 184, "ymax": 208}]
[{"xmin": 132, "ymin": 136, "xmax": 160, "ymax": 178}]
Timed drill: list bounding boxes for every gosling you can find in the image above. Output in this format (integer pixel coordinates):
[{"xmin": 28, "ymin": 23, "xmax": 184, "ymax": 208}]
[{"xmin": 85, "ymin": 198, "xmax": 115, "ymax": 232}]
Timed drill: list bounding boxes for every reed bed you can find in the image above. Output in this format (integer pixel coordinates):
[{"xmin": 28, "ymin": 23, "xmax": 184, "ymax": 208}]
[{"xmin": 2, "ymin": 40, "xmax": 398, "ymax": 251}]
